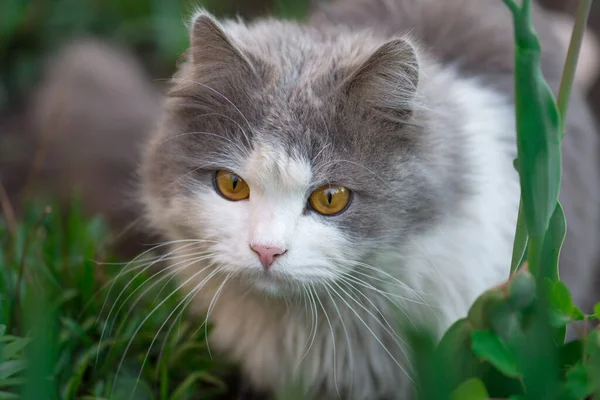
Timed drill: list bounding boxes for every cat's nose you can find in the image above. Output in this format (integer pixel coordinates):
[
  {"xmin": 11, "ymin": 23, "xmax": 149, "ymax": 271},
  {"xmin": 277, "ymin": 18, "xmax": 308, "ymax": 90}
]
[{"xmin": 251, "ymin": 245, "xmax": 286, "ymax": 269}]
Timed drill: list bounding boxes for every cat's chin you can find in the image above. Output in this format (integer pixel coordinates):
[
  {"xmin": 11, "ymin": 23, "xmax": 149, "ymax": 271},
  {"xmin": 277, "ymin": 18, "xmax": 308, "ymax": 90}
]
[{"xmin": 244, "ymin": 272, "xmax": 291, "ymax": 297}]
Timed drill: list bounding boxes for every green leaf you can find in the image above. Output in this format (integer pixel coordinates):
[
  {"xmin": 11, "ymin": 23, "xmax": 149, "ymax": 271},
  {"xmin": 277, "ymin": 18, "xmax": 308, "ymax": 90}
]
[
  {"xmin": 511, "ymin": 200, "xmax": 528, "ymax": 274},
  {"xmin": 0, "ymin": 391, "xmax": 19, "ymax": 400},
  {"xmin": 539, "ymin": 203, "xmax": 567, "ymax": 282},
  {"xmin": 0, "ymin": 360, "xmax": 26, "ymax": 379},
  {"xmin": 451, "ymin": 378, "xmax": 489, "ymax": 400},
  {"xmin": 504, "ymin": 0, "xmax": 563, "ymax": 277},
  {"xmin": 562, "ymin": 363, "xmax": 592, "ymax": 399},
  {"xmin": 549, "ymin": 280, "xmax": 574, "ymax": 327},
  {"xmin": 560, "ymin": 340, "xmax": 583, "ymax": 369},
  {"xmin": 171, "ymin": 371, "xmax": 226, "ymax": 400},
  {"xmin": 1, "ymin": 338, "xmax": 31, "ymax": 360},
  {"xmin": 594, "ymin": 303, "xmax": 600, "ymax": 321},
  {"xmin": 571, "ymin": 307, "xmax": 585, "ymax": 321},
  {"xmin": 0, "ymin": 377, "xmax": 26, "ymax": 387},
  {"xmin": 471, "ymin": 330, "xmax": 520, "ymax": 378}
]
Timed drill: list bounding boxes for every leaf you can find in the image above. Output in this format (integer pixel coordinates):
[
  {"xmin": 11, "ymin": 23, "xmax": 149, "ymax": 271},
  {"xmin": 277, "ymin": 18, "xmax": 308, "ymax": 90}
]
[
  {"xmin": 0, "ymin": 391, "xmax": 19, "ymax": 400},
  {"xmin": 451, "ymin": 378, "xmax": 489, "ymax": 400},
  {"xmin": 511, "ymin": 200, "xmax": 529, "ymax": 275},
  {"xmin": 587, "ymin": 331, "xmax": 600, "ymax": 391},
  {"xmin": 0, "ymin": 377, "xmax": 26, "ymax": 387},
  {"xmin": 471, "ymin": 330, "xmax": 520, "ymax": 378},
  {"xmin": 549, "ymin": 280, "xmax": 574, "ymax": 327},
  {"xmin": 539, "ymin": 203, "xmax": 567, "ymax": 282},
  {"xmin": 562, "ymin": 363, "xmax": 592, "ymax": 399},
  {"xmin": 0, "ymin": 360, "xmax": 26, "ymax": 380},
  {"xmin": 171, "ymin": 371, "xmax": 226, "ymax": 400},
  {"xmin": 504, "ymin": 0, "xmax": 562, "ymax": 243},
  {"xmin": 559, "ymin": 340, "xmax": 583, "ymax": 369},
  {"xmin": 594, "ymin": 303, "xmax": 600, "ymax": 321},
  {"xmin": 1, "ymin": 338, "xmax": 31, "ymax": 360},
  {"xmin": 571, "ymin": 307, "xmax": 585, "ymax": 321}
]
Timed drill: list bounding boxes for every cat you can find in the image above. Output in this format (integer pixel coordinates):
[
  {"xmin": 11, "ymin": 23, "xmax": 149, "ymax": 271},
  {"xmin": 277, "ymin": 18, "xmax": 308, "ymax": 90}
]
[
  {"xmin": 137, "ymin": 0, "xmax": 600, "ymax": 399},
  {"xmin": 23, "ymin": 0, "xmax": 600, "ymax": 398}
]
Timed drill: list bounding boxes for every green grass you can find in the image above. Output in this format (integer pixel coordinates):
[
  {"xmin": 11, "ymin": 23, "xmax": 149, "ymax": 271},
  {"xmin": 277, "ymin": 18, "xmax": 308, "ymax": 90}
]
[{"xmin": 0, "ymin": 200, "xmax": 234, "ymax": 399}]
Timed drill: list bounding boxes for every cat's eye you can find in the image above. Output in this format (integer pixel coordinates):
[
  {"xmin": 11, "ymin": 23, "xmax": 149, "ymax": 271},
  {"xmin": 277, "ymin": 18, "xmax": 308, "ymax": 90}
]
[
  {"xmin": 214, "ymin": 170, "xmax": 250, "ymax": 201},
  {"xmin": 308, "ymin": 185, "xmax": 351, "ymax": 216}
]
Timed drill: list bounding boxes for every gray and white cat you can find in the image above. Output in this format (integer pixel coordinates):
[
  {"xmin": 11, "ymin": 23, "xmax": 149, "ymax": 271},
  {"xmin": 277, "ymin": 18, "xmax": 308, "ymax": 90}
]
[{"xmin": 137, "ymin": 0, "xmax": 600, "ymax": 398}]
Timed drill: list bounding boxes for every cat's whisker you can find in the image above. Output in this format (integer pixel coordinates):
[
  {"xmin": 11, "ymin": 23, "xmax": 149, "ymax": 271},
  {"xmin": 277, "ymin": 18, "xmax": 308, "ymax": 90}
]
[
  {"xmin": 114, "ymin": 263, "xmax": 223, "ymax": 399},
  {"xmin": 79, "ymin": 252, "xmax": 184, "ymax": 321},
  {"xmin": 156, "ymin": 161, "xmax": 222, "ymax": 195},
  {"xmin": 313, "ymin": 285, "xmax": 341, "ymax": 399},
  {"xmin": 334, "ymin": 269, "xmax": 430, "ymax": 309},
  {"xmin": 335, "ymin": 276, "xmax": 412, "ymax": 342},
  {"xmin": 203, "ymin": 272, "xmax": 234, "ymax": 359},
  {"xmin": 97, "ymin": 240, "xmax": 207, "ymax": 364},
  {"xmin": 100, "ymin": 242, "xmax": 205, "ymax": 332},
  {"xmin": 158, "ymin": 130, "xmax": 250, "ymax": 164},
  {"xmin": 295, "ymin": 283, "xmax": 318, "ymax": 371},
  {"xmin": 334, "ymin": 257, "xmax": 433, "ymax": 303},
  {"xmin": 135, "ymin": 265, "xmax": 224, "ymax": 394},
  {"xmin": 332, "ymin": 279, "xmax": 409, "ymax": 358},
  {"xmin": 109, "ymin": 252, "xmax": 217, "ymax": 339},
  {"xmin": 165, "ymin": 107, "xmax": 251, "ymax": 149},
  {"xmin": 324, "ymin": 281, "xmax": 412, "ymax": 381},
  {"xmin": 98, "ymin": 240, "xmax": 194, "ymax": 323},
  {"xmin": 157, "ymin": 265, "xmax": 229, "ymax": 368},
  {"xmin": 311, "ymin": 142, "xmax": 332, "ymax": 166},
  {"xmin": 313, "ymin": 158, "xmax": 389, "ymax": 187},
  {"xmin": 91, "ymin": 249, "xmax": 213, "ymax": 323},
  {"xmin": 323, "ymin": 284, "xmax": 355, "ymax": 395},
  {"xmin": 170, "ymin": 78, "xmax": 254, "ymax": 137}
]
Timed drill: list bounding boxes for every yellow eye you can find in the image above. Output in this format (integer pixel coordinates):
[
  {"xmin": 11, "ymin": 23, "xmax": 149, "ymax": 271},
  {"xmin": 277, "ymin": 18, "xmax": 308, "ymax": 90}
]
[
  {"xmin": 214, "ymin": 170, "xmax": 250, "ymax": 201},
  {"xmin": 308, "ymin": 185, "xmax": 351, "ymax": 216}
]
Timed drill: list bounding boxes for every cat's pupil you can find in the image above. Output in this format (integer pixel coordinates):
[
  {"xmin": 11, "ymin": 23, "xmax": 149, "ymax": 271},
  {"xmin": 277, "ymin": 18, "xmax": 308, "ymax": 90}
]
[
  {"xmin": 327, "ymin": 191, "xmax": 333, "ymax": 204},
  {"xmin": 232, "ymin": 175, "xmax": 238, "ymax": 190}
]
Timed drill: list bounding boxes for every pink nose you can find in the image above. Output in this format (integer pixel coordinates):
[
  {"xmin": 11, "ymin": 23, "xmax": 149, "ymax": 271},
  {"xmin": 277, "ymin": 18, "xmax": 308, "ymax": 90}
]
[{"xmin": 251, "ymin": 245, "xmax": 286, "ymax": 269}]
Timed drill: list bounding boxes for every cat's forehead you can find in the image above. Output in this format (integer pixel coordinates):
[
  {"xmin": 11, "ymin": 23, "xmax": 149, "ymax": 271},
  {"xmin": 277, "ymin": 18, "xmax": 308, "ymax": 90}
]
[{"xmin": 244, "ymin": 141, "xmax": 313, "ymax": 194}]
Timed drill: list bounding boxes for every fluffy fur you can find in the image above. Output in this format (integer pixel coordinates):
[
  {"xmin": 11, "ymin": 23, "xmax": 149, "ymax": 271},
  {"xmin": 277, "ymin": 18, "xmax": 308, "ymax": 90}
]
[{"xmin": 139, "ymin": 1, "xmax": 600, "ymax": 398}]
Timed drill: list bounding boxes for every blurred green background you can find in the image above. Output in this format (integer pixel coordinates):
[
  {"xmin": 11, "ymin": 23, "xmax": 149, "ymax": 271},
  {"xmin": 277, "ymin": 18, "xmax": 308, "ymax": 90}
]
[{"xmin": 0, "ymin": 0, "xmax": 311, "ymax": 111}]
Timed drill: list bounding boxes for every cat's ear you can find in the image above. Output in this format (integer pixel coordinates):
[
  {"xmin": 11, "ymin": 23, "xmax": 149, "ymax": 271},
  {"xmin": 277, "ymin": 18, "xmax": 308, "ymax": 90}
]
[
  {"xmin": 189, "ymin": 10, "xmax": 257, "ymax": 77},
  {"xmin": 169, "ymin": 10, "xmax": 261, "ymax": 98},
  {"xmin": 343, "ymin": 38, "xmax": 419, "ymax": 121}
]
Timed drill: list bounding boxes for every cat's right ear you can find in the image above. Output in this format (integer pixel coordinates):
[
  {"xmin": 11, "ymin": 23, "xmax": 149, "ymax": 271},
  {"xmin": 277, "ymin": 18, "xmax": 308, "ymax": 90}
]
[
  {"xmin": 188, "ymin": 10, "xmax": 256, "ymax": 77},
  {"xmin": 342, "ymin": 37, "xmax": 420, "ymax": 122}
]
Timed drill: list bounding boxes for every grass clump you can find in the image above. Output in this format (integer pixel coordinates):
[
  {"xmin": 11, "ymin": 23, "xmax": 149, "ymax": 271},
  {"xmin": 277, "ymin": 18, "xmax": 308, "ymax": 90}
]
[{"xmin": 0, "ymin": 200, "xmax": 231, "ymax": 399}]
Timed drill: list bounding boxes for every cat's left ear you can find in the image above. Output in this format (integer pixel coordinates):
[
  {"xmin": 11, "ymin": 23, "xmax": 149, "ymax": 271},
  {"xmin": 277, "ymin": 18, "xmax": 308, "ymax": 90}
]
[
  {"xmin": 187, "ymin": 9, "xmax": 257, "ymax": 79},
  {"xmin": 342, "ymin": 37, "xmax": 419, "ymax": 122}
]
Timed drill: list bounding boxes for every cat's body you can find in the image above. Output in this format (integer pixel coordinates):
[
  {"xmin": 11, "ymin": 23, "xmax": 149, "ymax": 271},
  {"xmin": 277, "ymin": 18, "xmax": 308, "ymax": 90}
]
[{"xmin": 138, "ymin": 0, "xmax": 600, "ymax": 399}]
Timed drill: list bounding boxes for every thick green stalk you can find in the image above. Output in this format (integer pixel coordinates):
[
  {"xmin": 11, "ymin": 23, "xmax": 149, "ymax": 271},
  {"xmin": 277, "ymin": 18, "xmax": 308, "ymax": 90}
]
[{"xmin": 557, "ymin": 0, "xmax": 593, "ymax": 134}]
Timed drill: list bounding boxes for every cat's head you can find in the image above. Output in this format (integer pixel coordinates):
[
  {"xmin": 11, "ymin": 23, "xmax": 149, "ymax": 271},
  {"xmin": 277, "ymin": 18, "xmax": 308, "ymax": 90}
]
[{"xmin": 140, "ymin": 10, "xmax": 463, "ymax": 295}]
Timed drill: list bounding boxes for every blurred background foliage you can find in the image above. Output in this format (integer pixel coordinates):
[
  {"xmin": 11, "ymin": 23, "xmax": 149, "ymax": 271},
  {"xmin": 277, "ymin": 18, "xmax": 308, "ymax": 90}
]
[
  {"xmin": 0, "ymin": 0, "xmax": 311, "ymax": 111},
  {"xmin": 1, "ymin": 0, "xmax": 599, "ymax": 113}
]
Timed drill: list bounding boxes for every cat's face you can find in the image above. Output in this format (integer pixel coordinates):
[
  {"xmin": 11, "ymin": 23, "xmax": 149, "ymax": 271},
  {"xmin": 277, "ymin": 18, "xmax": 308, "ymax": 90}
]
[{"xmin": 141, "ymin": 11, "xmax": 457, "ymax": 295}]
